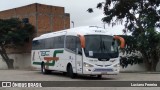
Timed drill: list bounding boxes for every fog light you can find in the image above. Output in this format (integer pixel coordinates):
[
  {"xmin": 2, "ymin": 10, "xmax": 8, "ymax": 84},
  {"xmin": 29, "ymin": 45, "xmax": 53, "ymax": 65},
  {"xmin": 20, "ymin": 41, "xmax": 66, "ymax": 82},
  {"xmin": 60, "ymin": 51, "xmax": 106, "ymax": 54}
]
[
  {"xmin": 84, "ymin": 62, "xmax": 94, "ymax": 67},
  {"xmin": 114, "ymin": 63, "xmax": 120, "ymax": 67},
  {"xmin": 110, "ymin": 59, "xmax": 116, "ymax": 62},
  {"xmin": 86, "ymin": 69, "xmax": 91, "ymax": 71}
]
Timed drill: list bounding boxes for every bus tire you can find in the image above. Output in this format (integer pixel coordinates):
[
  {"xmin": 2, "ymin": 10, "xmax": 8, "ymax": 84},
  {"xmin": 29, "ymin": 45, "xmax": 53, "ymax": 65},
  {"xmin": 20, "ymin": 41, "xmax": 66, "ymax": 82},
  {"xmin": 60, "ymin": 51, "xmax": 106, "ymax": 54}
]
[
  {"xmin": 67, "ymin": 65, "xmax": 76, "ymax": 78},
  {"xmin": 62, "ymin": 72, "xmax": 67, "ymax": 76},
  {"xmin": 41, "ymin": 63, "xmax": 51, "ymax": 74},
  {"xmin": 97, "ymin": 75, "xmax": 102, "ymax": 79}
]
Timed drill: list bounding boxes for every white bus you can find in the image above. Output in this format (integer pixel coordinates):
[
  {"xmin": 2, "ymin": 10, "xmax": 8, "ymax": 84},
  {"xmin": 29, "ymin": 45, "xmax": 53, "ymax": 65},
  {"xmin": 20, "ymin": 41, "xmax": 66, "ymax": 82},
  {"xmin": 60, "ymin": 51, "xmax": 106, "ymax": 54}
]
[{"xmin": 31, "ymin": 26, "xmax": 125, "ymax": 78}]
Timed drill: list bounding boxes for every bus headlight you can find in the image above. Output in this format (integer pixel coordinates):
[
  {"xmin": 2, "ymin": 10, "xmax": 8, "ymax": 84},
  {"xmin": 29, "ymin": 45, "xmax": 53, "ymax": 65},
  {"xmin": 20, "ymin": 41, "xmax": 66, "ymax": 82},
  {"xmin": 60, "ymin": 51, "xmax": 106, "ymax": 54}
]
[
  {"xmin": 114, "ymin": 63, "xmax": 120, "ymax": 67},
  {"xmin": 110, "ymin": 59, "xmax": 116, "ymax": 62},
  {"xmin": 83, "ymin": 62, "xmax": 94, "ymax": 67}
]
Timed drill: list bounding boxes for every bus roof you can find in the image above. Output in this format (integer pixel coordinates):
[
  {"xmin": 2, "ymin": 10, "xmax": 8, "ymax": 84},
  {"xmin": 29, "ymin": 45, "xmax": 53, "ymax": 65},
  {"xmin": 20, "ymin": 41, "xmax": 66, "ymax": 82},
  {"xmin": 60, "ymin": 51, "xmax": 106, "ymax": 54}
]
[{"xmin": 33, "ymin": 26, "xmax": 113, "ymax": 40}]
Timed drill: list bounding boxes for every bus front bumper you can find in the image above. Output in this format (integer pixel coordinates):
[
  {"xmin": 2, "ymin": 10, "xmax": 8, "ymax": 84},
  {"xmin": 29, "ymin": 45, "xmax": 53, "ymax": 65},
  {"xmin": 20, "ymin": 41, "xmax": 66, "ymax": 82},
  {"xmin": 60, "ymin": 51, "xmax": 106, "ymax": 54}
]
[{"xmin": 82, "ymin": 66, "xmax": 120, "ymax": 75}]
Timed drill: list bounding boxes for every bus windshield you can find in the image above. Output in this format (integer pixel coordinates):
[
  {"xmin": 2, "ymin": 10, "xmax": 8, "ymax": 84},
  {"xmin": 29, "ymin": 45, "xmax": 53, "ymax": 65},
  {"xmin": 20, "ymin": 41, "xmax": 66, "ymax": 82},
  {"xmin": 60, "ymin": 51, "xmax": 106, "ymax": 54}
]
[{"xmin": 84, "ymin": 35, "xmax": 118, "ymax": 59}]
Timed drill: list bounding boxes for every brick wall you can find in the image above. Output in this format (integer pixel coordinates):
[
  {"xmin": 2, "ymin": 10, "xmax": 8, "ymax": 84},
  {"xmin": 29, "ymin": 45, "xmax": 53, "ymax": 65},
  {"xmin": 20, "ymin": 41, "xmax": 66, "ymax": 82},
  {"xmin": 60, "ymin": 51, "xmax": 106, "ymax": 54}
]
[
  {"xmin": 0, "ymin": 3, "xmax": 70, "ymax": 53},
  {"xmin": 0, "ymin": 3, "xmax": 70, "ymax": 36},
  {"xmin": 36, "ymin": 3, "xmax": 70, "ymax": 36}
]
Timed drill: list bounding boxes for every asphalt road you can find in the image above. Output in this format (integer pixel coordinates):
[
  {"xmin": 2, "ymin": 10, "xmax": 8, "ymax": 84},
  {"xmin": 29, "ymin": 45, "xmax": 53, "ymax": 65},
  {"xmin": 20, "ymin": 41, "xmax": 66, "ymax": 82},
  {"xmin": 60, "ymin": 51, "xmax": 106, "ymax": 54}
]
[
  {"xmin": 0, "ymin": 70, "xmax": 160, "ymax": 81},
  {"xmin": 0, "ymin": 70, "xmax": 160, "ymax": 90}
]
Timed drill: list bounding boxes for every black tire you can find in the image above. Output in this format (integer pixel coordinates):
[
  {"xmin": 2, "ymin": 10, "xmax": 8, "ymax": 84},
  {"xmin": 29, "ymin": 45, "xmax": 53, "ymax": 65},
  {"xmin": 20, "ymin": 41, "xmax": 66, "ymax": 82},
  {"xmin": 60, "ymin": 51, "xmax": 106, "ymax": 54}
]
[
  {"xmin": 41, "ymin": 63, "xmax": 51, "ymax": 74},
  {"xmin": 97, "ymin": 75, "xmax": 102, "ymax": 79},
  {"xmin": 67, "ymin": 65, "xmax": 76, "ymax": 78},
  {"xmin": 62, "ymin": 72, "xmax": 67, "ymax": 76}
]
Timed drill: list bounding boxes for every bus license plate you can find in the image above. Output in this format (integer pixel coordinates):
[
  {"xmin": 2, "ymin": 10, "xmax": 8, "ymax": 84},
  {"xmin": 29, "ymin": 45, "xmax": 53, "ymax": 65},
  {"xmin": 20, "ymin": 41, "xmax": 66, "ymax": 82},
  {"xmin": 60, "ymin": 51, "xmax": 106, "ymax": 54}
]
[{"xmin": 101, "ymin": 72, "xmax": 107, "ymax": 74}]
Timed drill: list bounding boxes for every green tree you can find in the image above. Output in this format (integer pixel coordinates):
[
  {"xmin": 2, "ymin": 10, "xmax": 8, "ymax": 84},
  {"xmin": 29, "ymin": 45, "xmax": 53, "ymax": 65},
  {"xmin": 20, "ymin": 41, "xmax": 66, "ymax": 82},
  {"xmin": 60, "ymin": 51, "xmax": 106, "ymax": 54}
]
[
  {"xmin": 0, "ymin": 18, "xmax": 34, "ymax": 69},
  {"xmin": 118, "ymin": 35, "xmax": 143, "ymax": 68},
  {"xmin": 88, "ymin": 0, "xmax": 160, "ymax": 71}
]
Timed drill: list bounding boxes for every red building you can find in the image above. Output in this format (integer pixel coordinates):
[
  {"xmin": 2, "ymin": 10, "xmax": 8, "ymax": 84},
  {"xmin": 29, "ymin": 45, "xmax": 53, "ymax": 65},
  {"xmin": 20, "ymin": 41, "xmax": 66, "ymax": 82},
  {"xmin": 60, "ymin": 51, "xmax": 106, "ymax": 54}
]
[
  {"xmin": 0, "ymin": 3, "xmax": 70, "ymax": 36},
  {"xmin": 0, "ymin": 3, "xmax": 70, "ymax": 53}
]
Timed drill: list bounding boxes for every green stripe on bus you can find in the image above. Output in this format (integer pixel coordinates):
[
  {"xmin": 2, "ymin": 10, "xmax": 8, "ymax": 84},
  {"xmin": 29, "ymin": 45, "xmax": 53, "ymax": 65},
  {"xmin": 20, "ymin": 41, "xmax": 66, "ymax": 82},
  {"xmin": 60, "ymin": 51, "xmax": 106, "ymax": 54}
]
[
  {"xmin": 53, "ymin": 50, "xmax": 64, "ymax": 57},
  {"xmin": 33, "ymin": 50, "xmax": 64, "ymax": 66},
  {"xmin": 33, "ymin": 62, "xmax": 41, "ymax": 65},
  {"xmin": 46, "ymin": 50, "xmax": 64, "ymax": 66},
  {"xmin": 32, "ymin": 62, "xmax": 55, "ymax": 66}
]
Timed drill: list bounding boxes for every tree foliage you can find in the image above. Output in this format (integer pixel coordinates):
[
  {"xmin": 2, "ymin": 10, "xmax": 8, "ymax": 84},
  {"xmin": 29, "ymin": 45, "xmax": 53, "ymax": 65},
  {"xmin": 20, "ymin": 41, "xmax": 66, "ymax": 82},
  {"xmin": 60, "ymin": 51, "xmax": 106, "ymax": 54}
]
[
  {"xmin": 0, "ymin": 18, "xmax": 34, "ymax": 46},
  {"xmin": 88, "ymin": 0, "xmax": 160, "ymax": 71},
  {"xmin": 0, "ymin": 18, "xmax": 34, "ymax": 69},
  {"xmin": 118, "ymin": 35, "xmax": 143, "ymax": 68}
]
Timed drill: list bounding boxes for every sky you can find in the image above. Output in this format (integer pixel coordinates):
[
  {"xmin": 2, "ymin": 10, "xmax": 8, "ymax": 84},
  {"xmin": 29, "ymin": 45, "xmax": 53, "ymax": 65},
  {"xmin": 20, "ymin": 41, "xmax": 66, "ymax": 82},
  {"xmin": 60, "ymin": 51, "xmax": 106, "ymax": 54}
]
[{"xmin": 0, "ymin": 0, "xmax": 125, "ymax": 35}]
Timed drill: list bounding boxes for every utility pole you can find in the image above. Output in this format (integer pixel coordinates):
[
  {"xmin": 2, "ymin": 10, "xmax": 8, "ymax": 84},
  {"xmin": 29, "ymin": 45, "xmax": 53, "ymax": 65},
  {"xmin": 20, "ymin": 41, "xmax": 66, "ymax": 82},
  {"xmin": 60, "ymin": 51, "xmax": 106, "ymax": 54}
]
[
  {"xmin": 63, "ymin": 15, "xmax": 66, "ymax": 29},
  {"xmin": 71, "ymin": 21, "xmax": 74, "ymax": 28}
]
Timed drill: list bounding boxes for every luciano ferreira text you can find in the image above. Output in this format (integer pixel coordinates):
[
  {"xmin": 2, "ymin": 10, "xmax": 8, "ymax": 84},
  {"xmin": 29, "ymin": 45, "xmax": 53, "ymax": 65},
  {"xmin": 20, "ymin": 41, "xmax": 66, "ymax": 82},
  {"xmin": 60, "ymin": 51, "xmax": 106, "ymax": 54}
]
[{"xmin": 131, "ymin": 82, "xmax": 158, "ymax": 87}]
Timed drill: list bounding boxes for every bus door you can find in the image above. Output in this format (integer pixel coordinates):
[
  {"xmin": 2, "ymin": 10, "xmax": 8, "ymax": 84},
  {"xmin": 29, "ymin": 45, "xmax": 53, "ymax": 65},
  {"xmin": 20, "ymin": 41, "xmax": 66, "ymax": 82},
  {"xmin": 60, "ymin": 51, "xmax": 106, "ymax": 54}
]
[{"xmin": 75, "ymin": 37, "xmax": 83, "ymax": 74}]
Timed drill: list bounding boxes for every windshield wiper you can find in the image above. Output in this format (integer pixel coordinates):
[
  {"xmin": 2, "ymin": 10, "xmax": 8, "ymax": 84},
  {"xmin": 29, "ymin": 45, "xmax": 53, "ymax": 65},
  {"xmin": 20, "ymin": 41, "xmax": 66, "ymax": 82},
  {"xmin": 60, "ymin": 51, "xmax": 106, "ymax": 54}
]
[
  {"xmin": 102, "ymin": 41, "xmax": 106, "ymax": 51},
  {"xmin": 99, "ymin": 40, "xmax": 103, "ymax": 52}
]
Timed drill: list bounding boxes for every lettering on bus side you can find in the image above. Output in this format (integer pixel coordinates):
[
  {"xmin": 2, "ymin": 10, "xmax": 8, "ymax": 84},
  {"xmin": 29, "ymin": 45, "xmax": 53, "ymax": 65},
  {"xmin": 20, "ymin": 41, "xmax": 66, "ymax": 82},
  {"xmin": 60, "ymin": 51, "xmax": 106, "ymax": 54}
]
[
  {"xmin": 33, "ymin": 50, "xmax": 64, "ymax": 66},
  {"xmin": 40, "ymin": 51, "xmax": 50, "ymax": 56}
]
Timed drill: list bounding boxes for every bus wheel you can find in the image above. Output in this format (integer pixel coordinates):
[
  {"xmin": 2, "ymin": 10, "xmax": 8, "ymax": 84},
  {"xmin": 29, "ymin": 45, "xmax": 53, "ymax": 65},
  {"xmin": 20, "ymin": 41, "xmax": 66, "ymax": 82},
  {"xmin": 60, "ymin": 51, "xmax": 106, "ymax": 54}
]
[
  {"xmin": 97, "ymin": 75, "xmax": 102, "ymax": 79},
  {"xmin": 67, "ymin": 65, "xmax": 76, "ymax": 78},
  {"xmin": 62, "ymin": 72, "xmax": 67, "ymax": 76},
  {"xmin": 41, "ymin": 63, "xmax": 51, "ymax": 74}
]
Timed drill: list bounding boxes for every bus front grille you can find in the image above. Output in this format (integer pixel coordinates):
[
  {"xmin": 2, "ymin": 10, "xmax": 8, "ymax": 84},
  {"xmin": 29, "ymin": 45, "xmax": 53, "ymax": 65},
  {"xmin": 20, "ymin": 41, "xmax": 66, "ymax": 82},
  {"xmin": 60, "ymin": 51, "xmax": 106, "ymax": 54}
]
[{"xmin": 93, "ymin": 68, "xmax": 113, "ymax": 72}]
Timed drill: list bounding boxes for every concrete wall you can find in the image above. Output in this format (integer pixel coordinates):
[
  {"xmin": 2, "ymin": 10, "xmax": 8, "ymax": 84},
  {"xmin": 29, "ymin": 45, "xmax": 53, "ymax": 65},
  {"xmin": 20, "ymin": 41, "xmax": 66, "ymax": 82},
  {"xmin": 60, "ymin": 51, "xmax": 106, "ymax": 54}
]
[
  {"xmin": 120, "ymin": 61, "xmax": 160, "ymax": 72},
  {"xmin": 156, "ymin": 60, "xmax": 160, "ymax": 71},
  {"xmin": 119, "ymin": 51, "xmax": 146, "ymax": 72},
  {"xmin": 0, "ymin": 57, "xmax": 8, "ymax": 69},
  {"xmin": 0, "ymin": 53, "xmax": 31, "ymax": 69},
  {"xmin": 120, "ymin": 63, "xmax": 146, "ymax": 72},
  {"xmin": 0, "ymin": 53, "xmax": 147, "ymax": 71},
  {"xmin": 0, "ymin": 53, "xmax": 160, "ymax": 72},
  {"xmin": 9, "ymin": 53, "xmax": 31, "ymax": 69}
]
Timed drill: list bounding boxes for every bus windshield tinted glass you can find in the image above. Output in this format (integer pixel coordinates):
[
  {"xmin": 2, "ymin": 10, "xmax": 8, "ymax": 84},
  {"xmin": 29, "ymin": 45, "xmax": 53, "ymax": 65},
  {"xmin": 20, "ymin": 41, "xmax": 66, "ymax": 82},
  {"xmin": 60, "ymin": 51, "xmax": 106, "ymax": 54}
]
[{"xmin": 84, "ymin": 35, "xmax": 118, "ymax": 59}]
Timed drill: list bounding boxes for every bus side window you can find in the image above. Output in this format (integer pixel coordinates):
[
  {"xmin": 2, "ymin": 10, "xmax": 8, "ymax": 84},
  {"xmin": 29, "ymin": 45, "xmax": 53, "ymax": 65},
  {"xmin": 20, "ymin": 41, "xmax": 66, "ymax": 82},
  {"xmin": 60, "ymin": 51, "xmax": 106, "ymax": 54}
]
[
  {"xmin": 45, "ymin": 38, "xmax": 52, "ymax": 49},
  {"xmin": 54, "ymin": 36, "xmax": 64, "ymax": 48},
  {"xmin": 66, "ymin": 36, "xmax": 76, "ymax": 52},
  {"xmin": 32, "ymin": 40, "xmax": 39, "ymax": 50},
  {"xmin": 32, "ymin": 40, "xmax": 44, "ymax": 50},
  {"xmin": 50, "ymin": 37, "xmax": 54, "ymax": 49},
  {"xmin": 76, "ymin": 37, "xmax": 82, "ymax": 55},
  {"xmin": 40, "ymin": 39, "xmax": 45, "ymax": 49}
]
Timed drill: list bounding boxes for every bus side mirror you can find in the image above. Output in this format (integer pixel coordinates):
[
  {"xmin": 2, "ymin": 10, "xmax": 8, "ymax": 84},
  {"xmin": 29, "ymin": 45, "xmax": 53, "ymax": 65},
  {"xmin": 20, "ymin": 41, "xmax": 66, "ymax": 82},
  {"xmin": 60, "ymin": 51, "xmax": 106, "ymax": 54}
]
[
  {"xmin": 78, "ymin": 34, "xmax": 85, "ymax": 48},
  {"xmin": 114, "ymin": 35, "xmax": 125, "ymax": 48}
]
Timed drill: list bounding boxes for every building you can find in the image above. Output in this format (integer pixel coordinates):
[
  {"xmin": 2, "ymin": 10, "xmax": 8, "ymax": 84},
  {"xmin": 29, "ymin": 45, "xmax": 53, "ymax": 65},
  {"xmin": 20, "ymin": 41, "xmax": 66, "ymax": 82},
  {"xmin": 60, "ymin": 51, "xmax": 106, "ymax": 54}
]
[
  {"xmin": 0, "ymin": 3, "xmax": 70, "ymax": 69},
  {"xmin": 0, "ymin": 3, "xmax": 70, "ymax": 36},
  {"xmin": 0, "ymin": 3, "xmax": 70, "ymax": 53}
]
